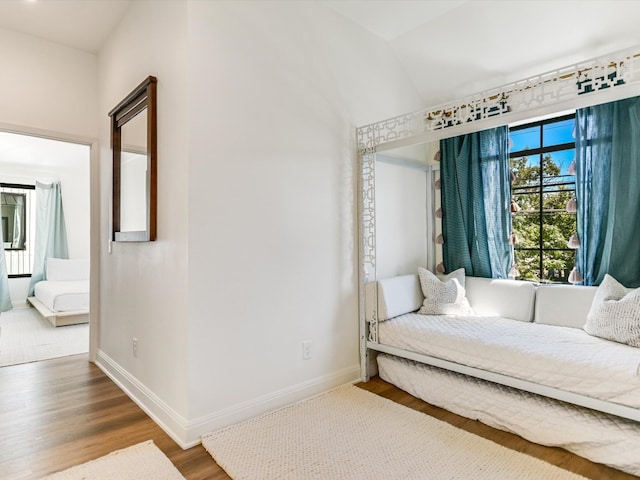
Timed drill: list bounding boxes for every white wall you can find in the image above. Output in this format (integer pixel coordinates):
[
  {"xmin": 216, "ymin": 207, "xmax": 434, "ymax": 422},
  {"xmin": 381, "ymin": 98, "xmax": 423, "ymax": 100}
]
[
  {"xmin": 96, "ymin": 0, "xmax": 423, "ymax": 446},
  {"xmin": 0, "ymin": 28, "xmax": 97, "ymax": 139},
  {"xmin": 185, "ymin": 0, "xmax": 424, "ymax": 439},
  {"xmin": 97, "ymin": 0, "xmax": 190, "ymax": 438}
]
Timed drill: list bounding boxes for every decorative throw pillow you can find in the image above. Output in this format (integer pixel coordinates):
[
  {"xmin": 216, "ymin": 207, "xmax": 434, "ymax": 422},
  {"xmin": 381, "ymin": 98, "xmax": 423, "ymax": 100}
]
[
  {"xmin": 584, "ymin": 274, "xmax": 640, "ymax": 347},
  {"xmin": 417, "ymin": 267, "xmax": 475, "ymax": 315}
]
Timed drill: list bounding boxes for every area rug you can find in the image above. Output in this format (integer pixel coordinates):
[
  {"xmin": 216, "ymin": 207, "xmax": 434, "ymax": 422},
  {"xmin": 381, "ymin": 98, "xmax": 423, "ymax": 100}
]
[
  {"xmin": 202, "ymin": 385, "xmax": 587, "ymax": 480},
  {"xmin": 0, "ymin": 307, "xmax": 88, "ymax": 367},
  {"xmin": 40, "ymin": 440, "xmax": 185, "ymax": 480}
]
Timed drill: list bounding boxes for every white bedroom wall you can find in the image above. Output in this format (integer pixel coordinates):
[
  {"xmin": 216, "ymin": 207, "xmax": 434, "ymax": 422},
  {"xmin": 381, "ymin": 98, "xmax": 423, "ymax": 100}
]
[
  {"xmin": 185, "ymin": 0, "xmax": 424, "ymax": 439},
  {"xmin": 97, "ymin": 0, "xmax": 190, "ymax": 435}
]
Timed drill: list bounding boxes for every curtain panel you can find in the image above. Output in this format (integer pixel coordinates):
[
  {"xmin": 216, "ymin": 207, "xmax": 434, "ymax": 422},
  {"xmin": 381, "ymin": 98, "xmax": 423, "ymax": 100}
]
[
  {"xmin": 440, "ymin": 126, "xmax": 512, "ymax": 278},
  {"xmin": 575, "ymin": 96, "xmax": 640, "ymax": 287},
  {"xmin": 0, "ymin": 218, "xmax": 12, "ymax": 311},
  {"xmin": 27, "ymin": 181, "xmax": 69, "ymax": 297}
]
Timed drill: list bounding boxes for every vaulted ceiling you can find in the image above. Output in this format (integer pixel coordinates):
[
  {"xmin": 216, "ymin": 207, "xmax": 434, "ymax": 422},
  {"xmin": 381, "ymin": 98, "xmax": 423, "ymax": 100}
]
[
  {"xmin": 1, "ymin": 0, "xmax": 640, "ymax": 108},
  {"xmin": 323, "ymin": 1, "xmax": 640, "ymax": 106}
]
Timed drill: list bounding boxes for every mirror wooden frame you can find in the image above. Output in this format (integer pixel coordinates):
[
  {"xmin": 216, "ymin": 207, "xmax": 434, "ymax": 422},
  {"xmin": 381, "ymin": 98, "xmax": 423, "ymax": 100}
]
[{"xmin": 108, "ymin": 76, "xmax": 157, "ymax": 242}]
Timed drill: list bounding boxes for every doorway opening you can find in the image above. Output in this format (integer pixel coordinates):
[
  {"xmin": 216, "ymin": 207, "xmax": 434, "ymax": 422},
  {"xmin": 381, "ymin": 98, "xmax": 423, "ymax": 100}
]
[{"xmin": 0, "ymin": 130, "xmax": 91, "ymax": 367}]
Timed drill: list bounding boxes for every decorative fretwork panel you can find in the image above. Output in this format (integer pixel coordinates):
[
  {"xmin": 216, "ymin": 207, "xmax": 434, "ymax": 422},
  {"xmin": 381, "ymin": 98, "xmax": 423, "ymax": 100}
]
[
  {"xmin": 356, "ymin": 114, "xmax": 420, "ymax": 154},
  {"xmin": 356, "ymin": 47, "xmax": 640, "ymax": 152},
  {"xmin": 360, "ymin": 150, "xmax": 376, "ymax": 277},
  {"xmin": 359, "ymin": 149, "xmax": 378, "ymax": 343}
]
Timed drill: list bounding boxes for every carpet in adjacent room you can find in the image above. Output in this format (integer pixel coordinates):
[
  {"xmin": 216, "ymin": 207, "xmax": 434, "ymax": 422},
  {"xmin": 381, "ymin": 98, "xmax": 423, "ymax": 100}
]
[{"xmin": 0, "ymin": 307, "xmax": 88, "ymax": 367}]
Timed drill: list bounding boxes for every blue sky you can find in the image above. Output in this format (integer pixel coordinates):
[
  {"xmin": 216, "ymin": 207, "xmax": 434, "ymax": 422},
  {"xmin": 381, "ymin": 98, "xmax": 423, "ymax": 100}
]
[{"xmin": 510, "ymin": 118, "xmax": 575, "ymax": 175}]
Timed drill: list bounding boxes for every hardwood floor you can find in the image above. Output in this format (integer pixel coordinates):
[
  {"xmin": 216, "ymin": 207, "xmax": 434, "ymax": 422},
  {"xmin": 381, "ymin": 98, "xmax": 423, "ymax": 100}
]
[
  {"xmin": 0, "ymin": 354, "xmax": 228, "ymax": 480},
  {"xmin": 0, "ymin": 354, "xmax": 637, "ymax": 479}
]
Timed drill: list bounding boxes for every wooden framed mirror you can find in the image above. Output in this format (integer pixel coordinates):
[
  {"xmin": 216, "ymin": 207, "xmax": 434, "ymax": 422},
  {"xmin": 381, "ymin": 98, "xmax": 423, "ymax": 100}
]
[{"xmin": 109, "ymin": 76, "xmax": 157, "ymax": 242}]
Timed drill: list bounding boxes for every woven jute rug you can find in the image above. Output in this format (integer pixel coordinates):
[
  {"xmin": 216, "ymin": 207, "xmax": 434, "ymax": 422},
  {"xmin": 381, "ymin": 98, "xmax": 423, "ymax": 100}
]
[
  {"xmin": 40, "ymin": 440, "xmax": 185, "ymax": 480},
  {"xmin": 202, "ymin": 385, "xmax": 587, "ymax": 480}
]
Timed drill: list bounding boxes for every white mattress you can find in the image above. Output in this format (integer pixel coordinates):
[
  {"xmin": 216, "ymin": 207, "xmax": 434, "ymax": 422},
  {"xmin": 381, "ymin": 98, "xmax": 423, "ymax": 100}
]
[
  {"xmin": 378, "ymin": 313, "xmax": 640, "ymax": 409},
  {"xmin": 34, "ymin": 280, "xmax": 89, "ymax": 312},
  {"xmin": 377, "ymin": 354, "xmax": 640, "ymax": 477}
]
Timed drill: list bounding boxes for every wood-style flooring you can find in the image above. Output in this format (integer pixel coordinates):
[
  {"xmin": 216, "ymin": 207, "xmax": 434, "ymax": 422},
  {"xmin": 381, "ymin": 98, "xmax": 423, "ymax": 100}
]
[{"xmin": 0, "ymin": 354, "xmax": 637, "ymax": 479}]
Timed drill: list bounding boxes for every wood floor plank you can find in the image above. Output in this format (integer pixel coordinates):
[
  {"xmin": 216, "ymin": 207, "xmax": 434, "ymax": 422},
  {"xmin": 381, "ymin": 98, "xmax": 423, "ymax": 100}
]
[
  {"xmin": 0, "ymin": 354, "xmax": 636, "ymax": 479},
  {"xmin": 0, "ymin": 354, "xmax": 225, "ymax": 480}
]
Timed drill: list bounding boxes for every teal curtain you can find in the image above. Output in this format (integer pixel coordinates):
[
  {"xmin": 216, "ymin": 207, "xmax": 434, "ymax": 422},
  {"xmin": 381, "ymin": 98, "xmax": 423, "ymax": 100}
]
[
  {"xmin": 575, "ymin": 96, "xmax": 640, "ymax": 287},
  {"xmin": 440, "ymin": 126, "xmax": 512, "ymax": 278},
  {"xmin": 27, "ymin": 181, "xmax": 69, "ymax": 297},
  {"xmin": 0, "ymin": 216, "xmax": 12, "ymax": 311}
]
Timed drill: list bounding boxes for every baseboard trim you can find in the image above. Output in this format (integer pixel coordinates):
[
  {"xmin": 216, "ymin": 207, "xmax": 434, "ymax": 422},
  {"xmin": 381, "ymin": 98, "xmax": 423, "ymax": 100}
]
[
  {"xmin": 96, "ymin": 350, "xmax": 361, "ymax": 448},
  {"xmin": 95, "ymin": 350, "xmax": 191, "ymax": 448}
]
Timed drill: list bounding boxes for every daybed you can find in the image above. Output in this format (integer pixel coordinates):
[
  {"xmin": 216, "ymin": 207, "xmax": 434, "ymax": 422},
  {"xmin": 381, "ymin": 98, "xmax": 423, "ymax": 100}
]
[
  {"xmin": 364, "ymin": 271, "xmax": 640, "ymax": 475},
  {"xmin": 28, "ymin": 258, "xmax": 89, "ymax": 327}
]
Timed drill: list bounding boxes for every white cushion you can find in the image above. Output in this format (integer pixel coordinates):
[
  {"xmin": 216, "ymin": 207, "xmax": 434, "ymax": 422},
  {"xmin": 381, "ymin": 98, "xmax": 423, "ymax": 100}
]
[
  {"xmin": 366, "ymin": 275, "xmax": 423, "ymax": 322},
  {"xmin": 534, "ymin": 284, "xmax": 598, "ymax": 328},
  {"xmin": 418, "ymin": 267, "xmax": 474, "ymax": 316},
  {"xmin": 46, "ymin": 258, "xmax": 89, "ymax": 281},
  {"xmin": 584, "ymin": 274, "xmax": 640, "ymax": 347},
  {"xmin": 465, "ymin": 277, "xmax": 536, "ymax": 322}
]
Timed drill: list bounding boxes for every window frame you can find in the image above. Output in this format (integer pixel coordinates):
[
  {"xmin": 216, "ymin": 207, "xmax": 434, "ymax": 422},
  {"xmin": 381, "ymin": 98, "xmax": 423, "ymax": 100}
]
[
  {"xmin": 1, "ymin": 182, "xmax": 35, "ymax": 278},
  {"xmin": 509, "ymin": 113, "xmax": 576, "ymax": 283}
]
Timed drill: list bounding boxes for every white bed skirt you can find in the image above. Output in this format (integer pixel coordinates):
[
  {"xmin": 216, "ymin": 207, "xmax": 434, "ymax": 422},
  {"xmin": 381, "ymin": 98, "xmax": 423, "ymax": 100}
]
[{"xmin": 377, "ymin": 353, "xmax": 640, "ymax": 477}]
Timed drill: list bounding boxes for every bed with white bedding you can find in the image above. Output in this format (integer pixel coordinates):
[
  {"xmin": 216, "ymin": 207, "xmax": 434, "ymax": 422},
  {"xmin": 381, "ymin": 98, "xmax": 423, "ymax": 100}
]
[
  {"xmin": 378, "ymin": 312, "xmax": 640, "ymax": 409},
  {"xmin": 363, "ymin": 273, "xmax": 640, "ymax": 475},
  {"xmin": 27, "ymin": 258, "xmax": 89, "ymax": 327}
]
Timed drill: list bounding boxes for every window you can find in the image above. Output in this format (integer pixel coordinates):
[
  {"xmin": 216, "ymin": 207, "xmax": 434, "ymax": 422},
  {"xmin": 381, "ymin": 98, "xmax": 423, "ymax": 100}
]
[
  {"xmin": 1, "ymin": 183, "xmax": 35, "ymax": 277},
  {"xmin": 509, "ymin": 113, "xmax": 576, "ymax": 283}
]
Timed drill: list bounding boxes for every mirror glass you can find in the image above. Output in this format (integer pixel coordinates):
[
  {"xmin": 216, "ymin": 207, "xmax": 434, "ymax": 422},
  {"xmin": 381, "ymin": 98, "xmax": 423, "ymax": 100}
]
[
  {"xmin": 120, "ymin": 109, "xmax": 148, "ymax": 233},
  {"xmin": 109, "ymin": 76, "xmax": 157, "ymax": 242},
  {"xmin": 1, "ymin": 192, "xmax": 26, "ymax": 250},
  {"xmin": 375, "ymin": 143, "xmax": 431, "ymax": 280}
]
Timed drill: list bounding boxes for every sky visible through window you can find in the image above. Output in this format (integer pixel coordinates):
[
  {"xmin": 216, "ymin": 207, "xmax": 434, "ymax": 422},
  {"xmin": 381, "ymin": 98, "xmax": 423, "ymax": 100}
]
[{"xmin": 510, "ymin": 118, "xmax": 575, "ymax": 175}]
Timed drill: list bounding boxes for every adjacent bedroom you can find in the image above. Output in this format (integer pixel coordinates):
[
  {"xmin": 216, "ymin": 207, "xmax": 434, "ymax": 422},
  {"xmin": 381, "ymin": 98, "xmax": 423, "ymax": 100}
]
[{"xmin": 0, "ymin": 131, "xmax": 90, "ymax": 367}]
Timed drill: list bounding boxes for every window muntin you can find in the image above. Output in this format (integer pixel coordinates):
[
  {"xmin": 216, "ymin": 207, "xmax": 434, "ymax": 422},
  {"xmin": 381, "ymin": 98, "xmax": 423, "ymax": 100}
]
[{"xmin": 510, "ymin": 113, "xmax": 576, "ymax": 283}]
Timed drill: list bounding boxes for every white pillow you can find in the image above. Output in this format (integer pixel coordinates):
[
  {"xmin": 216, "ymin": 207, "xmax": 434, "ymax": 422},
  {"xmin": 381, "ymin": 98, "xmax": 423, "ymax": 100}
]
[
  {"xmin": 46, "ymin": 258, "xmax": 89, "ymax": 281},
  {"xmin": 584, "ymin": 274, "xmax": 640, "ymax": 347},
  {"xmin": 418, "ymin": 267, "xmax": 475, "ymax": 316}
]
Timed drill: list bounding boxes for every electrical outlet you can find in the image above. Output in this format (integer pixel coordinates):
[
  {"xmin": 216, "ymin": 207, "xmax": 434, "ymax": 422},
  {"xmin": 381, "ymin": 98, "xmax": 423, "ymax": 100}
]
[
  {"xmin": 132, "ymin": 337, "xmax": 138, "ymax": 357},
  {"xmin": 302, "ymin": 340, "xmax": 312, "ymax": 360}
]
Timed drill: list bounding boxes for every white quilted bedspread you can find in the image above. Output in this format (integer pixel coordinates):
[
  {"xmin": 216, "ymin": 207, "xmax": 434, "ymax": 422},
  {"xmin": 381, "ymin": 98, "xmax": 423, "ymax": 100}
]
[
  {"xmin": 377, "ymin": 354, "xmax": 640, "ymax": 476},
  {"xmin": 378, "ymin": 313, "xmax": 640, "ymax": 408}
]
